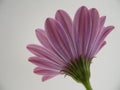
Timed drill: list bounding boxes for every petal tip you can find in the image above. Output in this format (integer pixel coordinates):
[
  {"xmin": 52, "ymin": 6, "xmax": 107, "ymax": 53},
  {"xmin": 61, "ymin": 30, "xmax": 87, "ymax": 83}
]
[
  {"xmin": 45, "ymin": 18, "xmax": 53, "ymax": 23},
  {"xmin": 90, "ymin": 8, "xmax": 97, "ymax": 11},
  {"xmin": 89, "ymin": 7, "xmax": 99, "ymax": 14},
  {"xmin": 42, "ymin": 78, "xmax": 46, "ymax": 82},
  {"xmin": 26, "ymin": 44, "xmax": 36, "ymax": 52},
  {"xmin": 56, "ymin": 9, "xmax": 63, "ymax": 13},
  {"xmin": 33, "ymin": 67, "xmax": 42, "ymax": 75},
  {"xmin": 108, "ymin": 25, "xmax": 115, "ymax": 31},
  {"xmin": 26, "ymin": 45, "xmax": 30, "ymax": 50},
  {"xmin": 111, "ymin": 26, "xmax": 115, "ymax": 29},
  {"xmin": 45, "ymin": 18, "xmax": 54, "ymax": 27},
  {"xmin": 35, "ymin": 28, "xmax": 40, "ymax": 33},
  {"xmin": 80, "ymin": 6, "xmax": 87, "ymax": 9},
  {"xmin": 28, "ymin": 57, "xmax": 33, "ymax": 62},
  {"xmin": 77, "ymin": 6, "xmax": 88, "ymax": 11},
  {"xmin": 26, "ymin": 44, "xmax": 33, "ymax": 50},
  {"xmin": 42, "ymin": 76, "xmax": 53, "ymax": 82},
  {"xmin": 33, "ymin": 68, "xmax": 38, "ymax": 73}
]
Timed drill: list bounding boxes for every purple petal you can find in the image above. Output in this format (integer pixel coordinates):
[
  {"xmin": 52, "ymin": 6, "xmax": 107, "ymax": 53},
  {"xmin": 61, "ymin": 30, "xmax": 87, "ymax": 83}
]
[
  {"xmin": 89, "ymin": 26, "xmax": 114, "ymax": 58},
  {"xmin": 87, "ymin": 16, "xmax": 106, "ymax": 59},
  {"xmin": 34, "ymin": 67, "xmax": 60, "ymax": 82},
  {"xmin": 99, "ymin": 16, "xmax": 106, "ymax": 29},
  {"xmin": 45, "ymin": 18, "xmax": 74, "ymax": 62},
  {"xmin": 34, "ymin": 67, "xmax": 60, "ymax": 75},
  {"xmin": 55, "ymin": 10, "xmax": 76, "ymax": 59},
  {"xmin": 42, "ymin": 75, "xmax": 58, "ymax": 81},
  {"xmin": 27, "ymin": 44, "xmax": 66, "ymax": 65},
  {"xmin": 93, "ymin": 16, "xmax": 106, "ymax": 44},
  {"xmin": 99, "ymin": 26, "xmax": 114, "ymax": 41},
  {"xmin": 94, "ymin": 41, "xmax": 106, "ymax": 56},
  {"xmin": 93, "ymin": 16, "xmax": 106, "ymax": 42},
  {"xmin": 55, "ymin": 10, "xmax": 72, "ymax": 38},
  {"xmin": 35, "ymin": 28, "xmax": 52, "ymax": 50},
  {"xmin": 73, "ymin": 6, "xmax": 90, "ymax": 57},
  {"xmin": 86, "ymin": 8, "xmax": 100, "ymax": 59},
  {"xmin": 29, "ymin": 57, "xmax": 62, "ymax": 70}
]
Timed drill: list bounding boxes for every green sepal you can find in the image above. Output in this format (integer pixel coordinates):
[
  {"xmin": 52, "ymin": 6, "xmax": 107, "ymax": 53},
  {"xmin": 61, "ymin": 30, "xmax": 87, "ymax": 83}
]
[{"xmin": 61, "ymin": 56, "xmax": 92, "ymax": 90}]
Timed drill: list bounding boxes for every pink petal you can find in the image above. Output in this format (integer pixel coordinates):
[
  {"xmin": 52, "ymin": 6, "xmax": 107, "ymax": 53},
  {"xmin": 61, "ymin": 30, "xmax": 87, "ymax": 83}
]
[
  {"xmin": 94, "ymin": 41, "xmax": 106, "ymax": 56},
  {"xmin": 89, "ymin": 26, "xmax": 114, "ymax": 58},
  {"xmin": 99, "ymin": 16, "xmax": 106, "ymax": 29},
  {"xmin": 86, "ymin": 8, "xmax": 100, "ymax": 59},
  {"xmin": 87, "ymin": 16, "xmax": 106, "ymax": 58},
  {"xmin": 55, "ymin": 10, "xmax": 72, "ymax": 38},
  {"xmin": 93, "ymin": 16, "xmax": 106, "ymax": 47},
  {"xmin": 55, "ymin": 10, "xmax": 76, "ymax": 59},
  {"xmin": 45, "ymin": 18, "xmax": 74, "ymax": 62},
  {"xmin": 34, "ymin": 67, "xmax": 60, "ymax": 81},
  {"xmin": 34, "ymin": 66, "xmax": 60, "ymax": 82},
  {"xmin": 29, "ymin": 57, "xmax": 62, "ymax": 70},
  {"xmin": 73, "ymin": 6, "xmax": 90, "ymax": 57},
  {"xmin": 42, "ymin": 75, "xmax": 58, "ymax": 82},
  {"xmin": 99, "ymin": 26, "xmax": 114, "ymax": 42},
  {"xmin": 27, "ymin": 44, "xmax": 66, "ymax": 65},
  {"xmin": 35, "ymin": 28, "xmax": 52, "ymax": 50},
  {"xmin": 34, "ymin": 67, "xmax": 60, "ymax": 75},
  {"xmin": 93, "ymin": 26, "xmax": 114, "ymax": 52}
]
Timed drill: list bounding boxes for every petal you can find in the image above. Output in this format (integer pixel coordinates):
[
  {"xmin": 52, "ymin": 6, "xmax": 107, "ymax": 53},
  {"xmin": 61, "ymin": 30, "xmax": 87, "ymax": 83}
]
[
  {"xmin": 73, "ymin": 6, "xmax": 90, "ymax": 57},
  {"xmin": 87, "ymin": 16, "xmax": 106, "ymax": 59},
  {"xmin": 86, "ymin": 8, "xmax": 100, "ymax": 59},
  {"xmin": 34, "ymin": 67, "xmax": 60, "ymax": 75},
  {"xmin": 94, "ymin": 41, "xmax": 106, "ymax": 56},
  {"xmin": 45, "ymin": 18, "xmax": 74, "ymax": 62},
  {"xmin": 55, "ymin": 10, "xmax": 76, "ymax": 59},
  {"xmin": 29, "ymin": 57, "xmax": 61, "ymax": 70},
  {"xmin": 99, "ymin": 26, "xmax": 114, "ymax": 42},
  {"xmin": 89, "ymin": 26, "xmax": 114, "ymax": 58},
  {"xmin": 34, "ymin": 66, "xmax": 60, "ymax": 82},
  {"xmin": 27, "ymin": 44, "xmax": 66, "ymax": 65},
  {"xmin": 94, "ymin": 26, "xmax": 114, "ymax": 50},
  {"xmin": 92, "ymin": 16, "xmax": 106, "ymax": 47},
  {"xmin": 35, "ymin": 28, "xmax": 52, "ymax": 50},
  {"xmin": 55, "ymin": 10, "xmax": 72, "ymax": 38},
  {"xmin": 42, "ymin": 75, "xmax": 58, "ymax": 81},
  {"xmin": 99, "ymin": 16, "xmax": 106, "ymax": 29}
]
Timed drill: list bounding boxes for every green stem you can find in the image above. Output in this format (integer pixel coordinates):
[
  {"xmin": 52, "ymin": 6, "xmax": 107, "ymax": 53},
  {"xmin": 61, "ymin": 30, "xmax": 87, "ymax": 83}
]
[{"xmin": 82, "ymin": 80, "xmax": 92, "ymax": 90}]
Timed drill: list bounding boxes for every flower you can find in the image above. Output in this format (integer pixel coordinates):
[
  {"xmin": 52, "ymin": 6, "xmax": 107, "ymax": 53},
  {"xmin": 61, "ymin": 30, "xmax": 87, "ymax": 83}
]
[{"xmin": 27, "ymin": 6, "xmax": 114, "ymax": 90}]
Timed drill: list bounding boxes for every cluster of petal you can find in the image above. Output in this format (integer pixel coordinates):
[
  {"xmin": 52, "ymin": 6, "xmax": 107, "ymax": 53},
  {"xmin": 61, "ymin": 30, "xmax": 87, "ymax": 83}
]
[{"xmin": 27, "ymin": 6, "xmax": 114, "ymax": 81}]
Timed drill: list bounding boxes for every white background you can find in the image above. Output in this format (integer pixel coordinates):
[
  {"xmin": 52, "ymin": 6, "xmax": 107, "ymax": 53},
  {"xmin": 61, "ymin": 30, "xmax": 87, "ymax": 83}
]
[{"xmin": 0, "ymin": 0, "xmax": 120, "ymax": 90}]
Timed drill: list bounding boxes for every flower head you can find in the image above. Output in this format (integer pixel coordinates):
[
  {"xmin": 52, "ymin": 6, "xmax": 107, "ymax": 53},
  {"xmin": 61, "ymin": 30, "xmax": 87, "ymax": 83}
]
[{"xmin": 27, "ymin": 6, "xmax": 114, "ymax": 90}]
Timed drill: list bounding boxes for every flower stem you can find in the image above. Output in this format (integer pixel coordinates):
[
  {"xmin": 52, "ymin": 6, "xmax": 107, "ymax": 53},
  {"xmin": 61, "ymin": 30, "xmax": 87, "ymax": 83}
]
[{"xmin": 82, "ymin": 80, "xmax": 92, "ymax": 90}]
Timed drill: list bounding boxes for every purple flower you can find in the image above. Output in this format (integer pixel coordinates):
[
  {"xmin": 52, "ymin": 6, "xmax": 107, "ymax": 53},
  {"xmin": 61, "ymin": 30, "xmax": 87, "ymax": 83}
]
[{"xmin": 27, "ymin": 6, "xmax": 114, "ymax": 90}]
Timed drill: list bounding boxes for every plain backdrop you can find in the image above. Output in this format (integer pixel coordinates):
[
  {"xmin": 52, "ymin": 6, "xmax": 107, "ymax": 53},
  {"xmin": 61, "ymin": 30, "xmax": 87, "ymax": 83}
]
[{"xmin": 0, "ymin": 0, "xmax": 120, "ymax": 90}]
